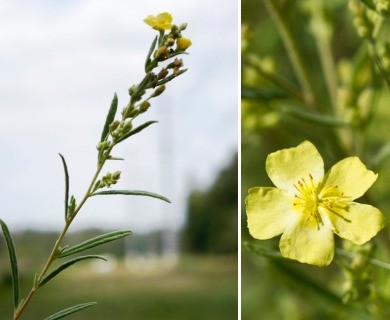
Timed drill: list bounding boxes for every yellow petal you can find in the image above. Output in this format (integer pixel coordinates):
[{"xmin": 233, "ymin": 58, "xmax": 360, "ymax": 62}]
[
  {"xmin": 266, "ymin": 141, "xmax": 324, "ymax": 194},
  {"xmin": 324, "ymin": 203, "xmax": 385, "ymax": 245},
  {"xmin": 279, "ymin": 214, "xmax": 334, "ymax": 267},
  {"xmin": 321, "ymin": 157, "xmax": 377, "ymax": 200},
  {"xmin": 246, "ymin": 187, "xmax": 295, "ymax": 240},
  {"xmin": 143, "ymin": 12, "xmax": 173, "ymax": 30}
]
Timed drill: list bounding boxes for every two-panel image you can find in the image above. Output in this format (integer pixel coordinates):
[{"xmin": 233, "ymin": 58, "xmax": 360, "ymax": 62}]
[{"xmin": 0, "ymin": 1, "xmax": 389, "ymax": 319}]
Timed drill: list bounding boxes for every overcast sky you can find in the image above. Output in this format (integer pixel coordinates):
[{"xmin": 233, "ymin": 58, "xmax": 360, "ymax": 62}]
[{"xmin": 0, "ymin": 0, "xmax": 238, "ymax": 233}]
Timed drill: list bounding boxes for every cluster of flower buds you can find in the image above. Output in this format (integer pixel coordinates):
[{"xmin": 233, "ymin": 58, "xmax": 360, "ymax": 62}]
[
  {"xmin": 349, "ymin": 0, "xmax": 377, "ymax": 39},
  {"xmin": 379, "ymin": 41, "xmax": 390, "ymax": 73},
  {"xmin": 97, "ymin": 171, "xmax": 121, "ymax": 189},
  {"xmin": 374, "ymin": 0, "xmax": 390, "ymax": 16},
  {"xmin": 110, "ymin": 119, "xmax": 133, "ymax": 142},
  {"xmin": 341, "ymin": 242, "xmax": 374, "ymax": 303}
]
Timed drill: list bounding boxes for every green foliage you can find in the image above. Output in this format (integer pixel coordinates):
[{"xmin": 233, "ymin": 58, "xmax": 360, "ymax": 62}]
[
  {"xmin": 183, "ymin": 155, "xmax": 237, "ymax": 254},
  {"xmin": 58, "ymin": 230, "xmax": 132, "ymax": 258},
  {"xmin": 44, "ymin": 302, "xmax": 97, "ymax": 320},
  {"xmin": 0, "ymin": 219, "xmax": 19, "ymax": 310},
  {"xmin": 58, "ymin": 154, "xmax": 70, "ymax": 220},
  {"xmin": 91, "ymin": 189, "xmax": 171, "ymax": 203}
]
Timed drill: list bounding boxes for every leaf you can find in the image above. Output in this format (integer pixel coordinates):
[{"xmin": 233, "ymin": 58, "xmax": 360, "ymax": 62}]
[
  {"xmin": 100, "ymin": 93, "xmax": 118, "ymax": 142},
  {"xmin": 58, "ymin": 154, "xmax": 70, "ymax": 220},
  {"xmin": 0, "ymin": 219, "xmax": 20, "ymax": 309},
  {"xmin": 145, "ymin": 36, "xmax": 158, "ymax": 72},
  {"xmin": 372, "ymin": 142, "xmax": 390, "ymax": 170},
  {"xmin": 280, "ymin": 105, "xmax": 350, "ymax": 127},
  {"xmin": 39, "ymin": 255, "xmax": 106, "ymax": 288},
  {"xmin": 242, "ymin": 86, "xmax": 288, "ymax": 101},
  {"xmin": 91, "ymin": 189, "xmax": 171, "ymax": 203},
  {"xmin": 116, "ymin": 120, "xmax": 158, "ymax": 143},
  {"xmin": 43, "ymin": 302, "xmax": 97, "ymax": 320},
  {"xmin": 59, "ymin": 230, "xmax": 132, "ymax": 258}
]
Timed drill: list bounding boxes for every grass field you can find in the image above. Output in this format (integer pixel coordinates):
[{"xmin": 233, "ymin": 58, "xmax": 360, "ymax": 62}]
[{"xmin": 0, "ymin": 255, "xmax": 237, "ymax": 319}]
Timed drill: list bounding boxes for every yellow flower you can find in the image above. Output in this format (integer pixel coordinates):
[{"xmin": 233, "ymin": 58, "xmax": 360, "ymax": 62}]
[
  {"xmin": 176, "ymin": 38, "xmax": 192, "ymax": 51},
  {"xmin": 143, "ymin": 12, "xmax": 173, "ymax": 31},
  {"xmin": 246, "ymin": 141, "xmax": 385, "ymax": 267}
]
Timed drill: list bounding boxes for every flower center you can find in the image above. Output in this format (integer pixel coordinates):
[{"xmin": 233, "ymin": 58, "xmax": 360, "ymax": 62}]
[{"xmin": 293, "ymin": 174, "xmax": 350, "ymax": 226}]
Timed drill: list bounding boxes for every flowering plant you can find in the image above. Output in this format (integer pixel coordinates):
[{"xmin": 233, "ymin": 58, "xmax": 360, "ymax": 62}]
[{"xmin": 0, "ymin": 12, "xmax": 191, "ymax": 320}]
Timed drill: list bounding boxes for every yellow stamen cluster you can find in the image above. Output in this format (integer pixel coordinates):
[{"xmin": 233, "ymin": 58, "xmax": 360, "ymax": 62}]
[{"xmin": 293, "ymin": 174, "xmax": 351, "ymax": 228}]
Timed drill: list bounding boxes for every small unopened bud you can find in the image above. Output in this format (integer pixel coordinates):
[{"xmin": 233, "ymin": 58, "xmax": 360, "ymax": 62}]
[
  {"xmin": 176, "ymin": 38, "xmax": 192, "ymax": 52},
  {"xmin": 109, "ymin": 120, "xmax": 120, "ymax": 132},
  {"xmin": 165, "ymin": 37, "xmax": 175, "ymax": 46},
  {"xmin": 139, "ymin": 100, "xmax": 151, "ymax": 113},
  {"xmin": 123, "ymin": 120, "xmax": 133, "ymax": 132},
  {"xmin": 150, "ymin": 85, "xmax": 166, "ymax": 98},
  {"xmin": 179, "ymin": 23, "xmax": 187, "ymax": 31},
  {"xmin": 158, "ymin": 68, "xmax": 169, "ymax": 80},
  {"xmin": 97, "ymin": 141, "xmax": 111, "ymax": 150},
  {"xmin": 154, "ymin": 46, "xmax": 169, "ymax": 60},
  {"xmin": 112, "ymin": 171, "xmax": 121, "ymax": 180},
  {"xmin": 128, "ymin": 85, "xmax": 137, "ymax": 96}
]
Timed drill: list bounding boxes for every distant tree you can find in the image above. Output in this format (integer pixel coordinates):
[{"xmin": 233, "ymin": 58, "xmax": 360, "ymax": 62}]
[{"xmin": 183, "ymin": 154, "xmax": 238, "ymax": 254}]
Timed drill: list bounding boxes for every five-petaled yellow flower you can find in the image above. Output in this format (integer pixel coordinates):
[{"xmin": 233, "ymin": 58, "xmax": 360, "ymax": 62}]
[
  {"xmin": 144, "ymin": 12, "xmax": 173, "ymax": 31},
  {"xmin": 246, "ymin": 141, "xmax": 385, "ymax": 267}
]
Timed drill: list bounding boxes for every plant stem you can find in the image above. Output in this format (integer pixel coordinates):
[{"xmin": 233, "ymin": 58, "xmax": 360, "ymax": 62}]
[
  {"xmin": 263, "ymin": 0, "xmax": 316, "ymax": 109},
  {"xmin": 13, "ymin": 151, "xmax": 109, "ymax": 320}
]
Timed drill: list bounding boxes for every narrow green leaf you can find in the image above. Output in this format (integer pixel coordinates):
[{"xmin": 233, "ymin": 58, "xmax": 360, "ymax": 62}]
[
  {"xmin": 43, "ymin": 302, "xmax": 97, "ymax": 320},
  {"xmin": 39, "ymin": 255, "xmax": 106, "ymax": 288},
  {"xmin": 280, "ymin": 105, "xmax": 350, "ymax": 127},
  {"xmin": 100, "ymin": 93, "xmax": 118, "ymax": 142},
  {"xmin": 91, "ymin": 189, "xmax": 171, "ymax": 203},
  {"xmin": 242, "ymin": 86, "xmax": 288, "ymax": 101},
  {"xmin": 59, "ymin": 230, "xmax": 132, "ymax": 258},
  {"xmin": 145, "ymin": 36, "xmax": 158, "ymax": 72},
  {"xmin": 0, "ymin": 219, "xmax": 19, "ymax": 309},
  {"xmin": 244, "ymin": 242, "xmax": 288, "ymax": 261},
  {"xmin": 58, "ymin": 154, "xmax": 70, "ymax": 220},
  {"xmin": 372, "ymin": 142, "xmax": 390, "ymax": 170},
  {"xmin": 116, "ymin": 120, "xmax": 158, "ymax": 143}
]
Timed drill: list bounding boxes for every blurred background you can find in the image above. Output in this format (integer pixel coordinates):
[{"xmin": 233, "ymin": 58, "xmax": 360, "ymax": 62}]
[
  {"xmin": 0, "ymin": 0, "xmax": 238, "ymax": 319},
  {"xmin": 242, "ymin": 0, "xmax": 390, "ymax": 319}
]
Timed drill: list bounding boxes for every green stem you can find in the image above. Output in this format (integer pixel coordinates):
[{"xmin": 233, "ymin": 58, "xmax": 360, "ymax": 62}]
[
  {"xmin": 13, "ymin": 150, "xmax": 110, "ymax": 320},
  {"xmin": 309, "ymin": 0, "xmax": 338, "ymax": 113},
  {"xmin": 263, "ymin": 0, "xmax": 316, "ymax": 108}
]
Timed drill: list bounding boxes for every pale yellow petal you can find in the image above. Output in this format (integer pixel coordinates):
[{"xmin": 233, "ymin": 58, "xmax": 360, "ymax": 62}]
[
  {"xmin": 324, "ymin": 203, "xmax": 385, "ymax": 245},
  {"xmin": 266, "ymin": 141, "xmax": 324, "ymax": 194},
  {"xmin": 279, "ymin": 214, "xmax": 334, "ymax": 267},
  {"xmin": 321, "ymin": 157, "xmax": 377, "ymax": 200},
  {"xmin": 246, "ymin": 187, "xmax": 295, "ymax": 240}
]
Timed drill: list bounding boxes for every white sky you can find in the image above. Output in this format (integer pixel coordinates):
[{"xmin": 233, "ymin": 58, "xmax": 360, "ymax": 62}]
[{"xmin": 0, "ymin": 0, "xmax": 238, "ymax": 233}]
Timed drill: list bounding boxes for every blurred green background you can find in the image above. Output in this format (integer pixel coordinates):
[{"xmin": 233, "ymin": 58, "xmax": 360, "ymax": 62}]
[
  {"xmin": 242, "ymin": 0, "xmax": 390, "ymax": 319},
  {"xmin": 0, "ymin": 155, "xmax": 237, "ymax": 319}
]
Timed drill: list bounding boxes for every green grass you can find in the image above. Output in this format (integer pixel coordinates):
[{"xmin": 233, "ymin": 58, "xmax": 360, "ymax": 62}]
[{"xmin": 0, "ymin": 255, "xmax": 237, "ymax": 320}]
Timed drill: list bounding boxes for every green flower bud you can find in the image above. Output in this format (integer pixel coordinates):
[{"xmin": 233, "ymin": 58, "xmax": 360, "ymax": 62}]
[
  {"xmin": 128, "ymin": 85, "xmax": 137, "ymax": 96},
  {"xmin": 97, "ymin": 141, "xmax": 111, "ymax": 151},
  {"xmin": 109, "ymin": 120, "xmax": 120, "ymax": 132},
  {"xmin": 179, "ymin": 23, "xmax": 187, "ymax": 31},
  {"xmin": 150, "ymin": 85, "xmax": 166, "ymax": 98},
  {"xmin": 139, "ymin": 100, "xmax": 151, "ymax": 113}
]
